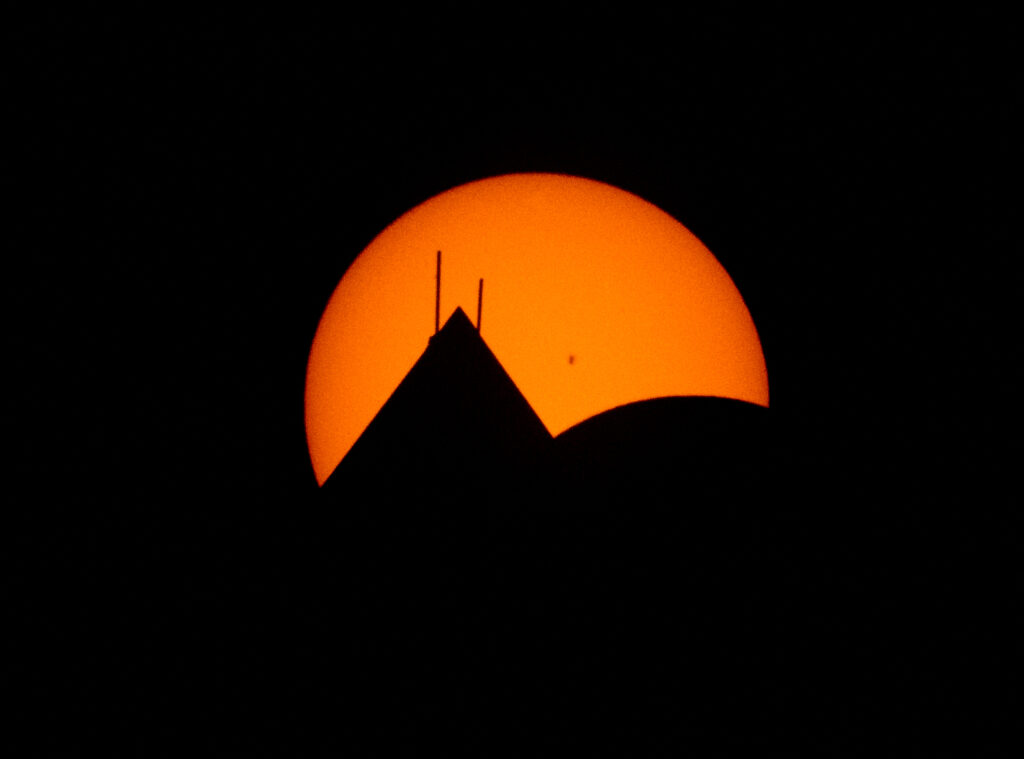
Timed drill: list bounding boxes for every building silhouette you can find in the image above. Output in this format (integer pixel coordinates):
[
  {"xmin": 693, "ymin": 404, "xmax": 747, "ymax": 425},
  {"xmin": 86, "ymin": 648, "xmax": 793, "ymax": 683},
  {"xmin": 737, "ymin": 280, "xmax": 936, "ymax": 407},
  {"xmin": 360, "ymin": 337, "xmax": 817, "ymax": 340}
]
[
  {"xmin": 309, "ymin": 301, "xmax": 801, "ymax": 751},
  {"xmin": 322, "ymin": 306, "xmax": 553, "ymax": 505}
]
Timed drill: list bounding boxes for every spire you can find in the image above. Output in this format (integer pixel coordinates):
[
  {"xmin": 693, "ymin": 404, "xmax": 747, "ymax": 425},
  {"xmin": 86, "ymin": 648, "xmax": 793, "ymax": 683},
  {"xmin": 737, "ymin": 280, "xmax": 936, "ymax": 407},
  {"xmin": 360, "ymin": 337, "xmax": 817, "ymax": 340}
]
[
  {"xmin": 434, "ymin": 250, "xmax": 441, "ymax": 335},
  {"xmin": 477, "ymin": 278, "xmax": 484, "ymax": 333}
]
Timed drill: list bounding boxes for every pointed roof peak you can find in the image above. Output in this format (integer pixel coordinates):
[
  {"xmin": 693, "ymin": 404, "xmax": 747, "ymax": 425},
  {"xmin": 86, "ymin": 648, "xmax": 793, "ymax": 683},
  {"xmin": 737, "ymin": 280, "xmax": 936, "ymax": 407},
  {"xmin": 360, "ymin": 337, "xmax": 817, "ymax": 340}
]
[
  {"xmin": 430, "ymin": 306, "xmax": 477, "ymax": 346},
  {"xmin": 443, "ymin": 306, "xmax": 473, "ymax": 330}
]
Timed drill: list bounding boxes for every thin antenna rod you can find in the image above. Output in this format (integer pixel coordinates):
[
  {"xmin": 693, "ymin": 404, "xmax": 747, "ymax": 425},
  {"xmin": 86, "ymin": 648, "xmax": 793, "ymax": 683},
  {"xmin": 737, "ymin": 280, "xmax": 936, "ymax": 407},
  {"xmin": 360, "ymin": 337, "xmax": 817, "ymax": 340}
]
[
  {"xmin": 477, "ymin": 278, "xmax": 484, "ymax": 333},
  {"xmin": 435, "ymin": 251, "xmax": 441, "ymax": 335}
]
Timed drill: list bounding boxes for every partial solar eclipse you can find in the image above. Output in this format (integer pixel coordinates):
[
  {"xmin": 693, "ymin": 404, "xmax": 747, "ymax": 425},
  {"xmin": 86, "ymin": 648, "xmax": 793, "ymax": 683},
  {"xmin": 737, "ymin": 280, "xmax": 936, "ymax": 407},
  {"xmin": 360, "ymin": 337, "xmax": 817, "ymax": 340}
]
[{"xmin": 306, "ymin": 173, "xmax": 768, "ymax": 485}]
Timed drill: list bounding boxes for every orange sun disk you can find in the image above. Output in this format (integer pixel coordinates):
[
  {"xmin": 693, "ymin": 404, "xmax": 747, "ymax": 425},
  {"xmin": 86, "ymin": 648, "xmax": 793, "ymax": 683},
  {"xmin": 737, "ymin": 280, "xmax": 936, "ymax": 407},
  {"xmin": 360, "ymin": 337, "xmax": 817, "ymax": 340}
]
[{"xmin": 305, "ymin": 174, "xmax": 768, "ymax": 485}]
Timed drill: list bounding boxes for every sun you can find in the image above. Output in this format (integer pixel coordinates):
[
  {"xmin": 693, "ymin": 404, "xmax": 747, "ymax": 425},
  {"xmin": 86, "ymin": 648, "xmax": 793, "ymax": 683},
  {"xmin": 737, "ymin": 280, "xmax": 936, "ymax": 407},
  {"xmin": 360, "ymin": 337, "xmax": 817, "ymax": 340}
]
[{"xmin": 305, "ymin": 173, "xmax": 768, "ymax": 485}]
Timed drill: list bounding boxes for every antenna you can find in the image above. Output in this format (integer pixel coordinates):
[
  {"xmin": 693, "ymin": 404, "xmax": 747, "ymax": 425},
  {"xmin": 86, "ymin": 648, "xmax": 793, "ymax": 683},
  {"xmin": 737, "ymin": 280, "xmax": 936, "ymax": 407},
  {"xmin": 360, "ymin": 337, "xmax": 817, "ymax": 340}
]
[
  {"xmin": 435, "ymin": 250, "xmax": 441, "ymax": 335},
  {"xmin": 476, "ymin": 278, "xmax": 484, "ymax": 333}
]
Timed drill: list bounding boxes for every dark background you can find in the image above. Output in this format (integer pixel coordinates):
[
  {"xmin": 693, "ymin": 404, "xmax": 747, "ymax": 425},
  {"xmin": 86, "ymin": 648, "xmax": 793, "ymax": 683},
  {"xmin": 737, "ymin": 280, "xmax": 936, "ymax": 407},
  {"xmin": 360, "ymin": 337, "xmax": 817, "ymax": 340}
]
[{"xmin": 11, "ymin": 7, "xmax": 1015, "ymax": 752}]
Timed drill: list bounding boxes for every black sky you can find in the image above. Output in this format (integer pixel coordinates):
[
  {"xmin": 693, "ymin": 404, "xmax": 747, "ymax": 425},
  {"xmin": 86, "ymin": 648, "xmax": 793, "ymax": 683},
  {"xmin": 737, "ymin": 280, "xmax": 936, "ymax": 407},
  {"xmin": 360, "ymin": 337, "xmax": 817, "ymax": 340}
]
[{"xmin": 11, "ymin": 7, "xmax": 1015, "ymax": 752}]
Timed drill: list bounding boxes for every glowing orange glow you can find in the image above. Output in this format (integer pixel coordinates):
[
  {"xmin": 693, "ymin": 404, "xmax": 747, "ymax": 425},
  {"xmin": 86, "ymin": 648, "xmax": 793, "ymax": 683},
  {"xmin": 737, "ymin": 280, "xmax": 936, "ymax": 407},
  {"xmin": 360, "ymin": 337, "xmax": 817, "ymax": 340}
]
[{"xmin": 305, "ymin": 174, "xmax": 768, "ymax": 485}]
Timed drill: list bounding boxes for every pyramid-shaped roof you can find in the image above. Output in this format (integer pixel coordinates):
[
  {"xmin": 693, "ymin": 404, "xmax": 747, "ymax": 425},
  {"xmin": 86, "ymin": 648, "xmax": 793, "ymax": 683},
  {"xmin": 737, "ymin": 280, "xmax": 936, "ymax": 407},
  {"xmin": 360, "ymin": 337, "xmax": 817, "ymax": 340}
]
[{"xmin": 322, "ymin": 308, "xmax": 552, "ymax": 497}]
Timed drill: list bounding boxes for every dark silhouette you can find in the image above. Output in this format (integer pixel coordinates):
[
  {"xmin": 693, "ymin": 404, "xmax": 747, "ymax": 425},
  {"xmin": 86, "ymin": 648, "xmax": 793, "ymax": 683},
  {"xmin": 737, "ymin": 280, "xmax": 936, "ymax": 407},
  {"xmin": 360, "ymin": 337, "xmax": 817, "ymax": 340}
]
[
  {"xmin": 476, "ymin": 277, "xmax": 483, "ymax": 332},
  {"xmin": 306, "ymin": 310, "xmax": 840, "ymax": 752},
  {"xmin": 322, "ymin": 306, "xmax": 552, "ymax": 503},
  {"xmin": 434, "ymin": 250, "xmax": 442, "ymax": 335}
]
